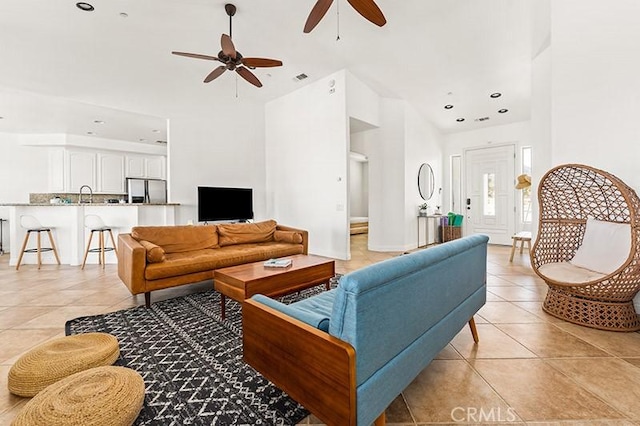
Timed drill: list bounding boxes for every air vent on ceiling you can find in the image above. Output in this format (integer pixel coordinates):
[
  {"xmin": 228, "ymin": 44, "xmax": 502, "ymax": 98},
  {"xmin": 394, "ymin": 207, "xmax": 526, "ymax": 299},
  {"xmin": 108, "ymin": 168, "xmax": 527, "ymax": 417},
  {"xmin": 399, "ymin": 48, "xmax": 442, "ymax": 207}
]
[
  {"xmin": 475, "ymin": 117, "xmax": 490, "ymax": 122},
  {"xmin": 293, "ymin": 73, "xmax": 308, "ymax": 82}
]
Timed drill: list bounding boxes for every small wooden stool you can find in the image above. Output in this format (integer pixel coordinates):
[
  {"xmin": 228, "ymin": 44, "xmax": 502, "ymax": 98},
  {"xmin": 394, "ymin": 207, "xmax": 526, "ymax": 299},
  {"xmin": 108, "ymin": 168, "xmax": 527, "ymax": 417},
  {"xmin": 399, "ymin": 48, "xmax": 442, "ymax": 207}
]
[
  {"xmin": 16, "ymin": 215, "xmax": 61, "ymax": 270},
  {"xmin": 509, "ymin": 231, "xmax": 532, "ymax": 262},
  {"xmin": 82, "ymin": 215, "xmax": 118, "ymax": 269}
]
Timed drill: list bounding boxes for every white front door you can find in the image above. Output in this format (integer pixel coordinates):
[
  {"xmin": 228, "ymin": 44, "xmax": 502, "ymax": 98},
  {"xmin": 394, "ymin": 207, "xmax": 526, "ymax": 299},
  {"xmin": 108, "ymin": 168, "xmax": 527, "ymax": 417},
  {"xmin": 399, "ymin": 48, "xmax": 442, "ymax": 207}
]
[{"xmin": 464, "ymin": 145, "xmax": 515, "ymax": 245}]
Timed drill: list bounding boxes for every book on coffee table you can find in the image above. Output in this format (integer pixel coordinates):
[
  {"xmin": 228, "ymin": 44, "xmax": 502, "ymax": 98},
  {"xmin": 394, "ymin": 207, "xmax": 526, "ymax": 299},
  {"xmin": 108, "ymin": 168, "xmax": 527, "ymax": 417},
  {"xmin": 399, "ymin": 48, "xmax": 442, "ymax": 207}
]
[{"xmin": 263, "ymin": 258, "xmax": 292, "ymax": 268}]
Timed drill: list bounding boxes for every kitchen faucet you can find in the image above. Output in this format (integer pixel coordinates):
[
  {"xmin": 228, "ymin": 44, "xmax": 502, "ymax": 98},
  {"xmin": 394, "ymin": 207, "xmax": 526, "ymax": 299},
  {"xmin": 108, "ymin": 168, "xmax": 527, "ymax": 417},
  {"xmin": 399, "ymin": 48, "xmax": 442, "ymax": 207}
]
[{"xmin": 79, "ymin": 185, "xmax": 93, "ymax": 204}]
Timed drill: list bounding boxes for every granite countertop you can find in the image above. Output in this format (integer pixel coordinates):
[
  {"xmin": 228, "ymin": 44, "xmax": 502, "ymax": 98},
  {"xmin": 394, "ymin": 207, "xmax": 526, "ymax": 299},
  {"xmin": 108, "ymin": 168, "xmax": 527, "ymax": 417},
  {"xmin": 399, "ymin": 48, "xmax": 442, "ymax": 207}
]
[{"xmin": 0, "ymin": 203, "xmax": 180, "ymax": 206}]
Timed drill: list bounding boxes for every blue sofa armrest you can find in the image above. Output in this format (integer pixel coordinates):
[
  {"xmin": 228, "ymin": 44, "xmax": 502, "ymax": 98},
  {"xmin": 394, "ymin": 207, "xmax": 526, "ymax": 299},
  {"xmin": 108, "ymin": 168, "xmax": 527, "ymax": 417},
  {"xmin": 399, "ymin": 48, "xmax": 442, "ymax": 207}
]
[{"xmin": 251, "ymin": 294, "xmax": 331, "ymax": 332}]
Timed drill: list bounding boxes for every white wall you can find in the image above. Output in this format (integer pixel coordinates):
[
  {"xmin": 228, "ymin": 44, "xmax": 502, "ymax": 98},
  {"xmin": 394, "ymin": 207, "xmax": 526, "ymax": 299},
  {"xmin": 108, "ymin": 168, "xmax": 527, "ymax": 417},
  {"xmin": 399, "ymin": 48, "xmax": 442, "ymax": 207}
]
[
  {"xmin": 549, "ymin": 0, "xmax": 640, "ymax": 189},
  {"xmin": 167, "ymin": 101, "xmax": 266, "ymax": 226},
  {"xmin": 0, "ymin": 133, "xmax": 50, "ymax": 252},
  {"xmin": 266, "ymin": 71, "xmax": 349, "ymax": 259},
  {"xmin": 346, "ymin": 72, "xmax": 381, "ymax": 128},
  {"xmin": 366, "ymin": 99, "xmax": 406, "ymax": 251},
  {"xmin": 363, "ymin": 99, "xmax": 443, "ymax": 252},
  {"xmin": 0, "ymin": 133, "xmax": 50, "ymax": 204},
  {"xmin": 404, "ymin": 104, "xmax": 443, "ymax": 248},
  {"xmin": 530, "ymin": 45, "xmax": 551, "ymax": 237}
]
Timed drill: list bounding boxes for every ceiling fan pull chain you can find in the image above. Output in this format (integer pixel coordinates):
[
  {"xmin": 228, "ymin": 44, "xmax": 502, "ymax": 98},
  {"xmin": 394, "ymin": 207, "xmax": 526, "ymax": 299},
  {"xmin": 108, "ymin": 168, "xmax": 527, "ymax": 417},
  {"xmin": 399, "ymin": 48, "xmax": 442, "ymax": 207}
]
[
  {"xmin": 336, "ymin": 0, "xmax": 341, "ymax": 41},
  {"xmin": 235, "ymin": 73, "xmax": 239, "ymax": 98}
]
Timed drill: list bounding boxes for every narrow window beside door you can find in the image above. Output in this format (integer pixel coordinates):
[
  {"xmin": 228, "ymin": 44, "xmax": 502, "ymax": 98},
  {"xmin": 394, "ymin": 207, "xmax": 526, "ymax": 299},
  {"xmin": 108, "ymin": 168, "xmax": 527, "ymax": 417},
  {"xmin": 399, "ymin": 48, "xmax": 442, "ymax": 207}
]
[{"xmin": 483, "ymin": 172, "xmax": 496, "ymax": 216}]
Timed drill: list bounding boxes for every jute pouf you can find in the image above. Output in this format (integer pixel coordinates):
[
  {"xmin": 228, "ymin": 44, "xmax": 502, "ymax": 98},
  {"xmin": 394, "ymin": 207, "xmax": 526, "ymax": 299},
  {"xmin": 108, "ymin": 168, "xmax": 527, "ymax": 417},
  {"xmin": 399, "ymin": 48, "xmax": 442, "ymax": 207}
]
[
  {"xmin": 8, "ymin": 332, "xmax": 119, "ymax": 397},
  {"xmin": 12, "ymin": 366, "xmax": 145, "ymax": 426}
]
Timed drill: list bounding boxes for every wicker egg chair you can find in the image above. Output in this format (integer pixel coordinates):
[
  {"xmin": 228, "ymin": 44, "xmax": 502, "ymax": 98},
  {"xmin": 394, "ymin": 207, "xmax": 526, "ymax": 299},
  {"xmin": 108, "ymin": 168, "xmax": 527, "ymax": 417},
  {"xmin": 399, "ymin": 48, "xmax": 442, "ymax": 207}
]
[{"xmin": 531, "ymin": 164, "xmax": 640, "ymax": 331}]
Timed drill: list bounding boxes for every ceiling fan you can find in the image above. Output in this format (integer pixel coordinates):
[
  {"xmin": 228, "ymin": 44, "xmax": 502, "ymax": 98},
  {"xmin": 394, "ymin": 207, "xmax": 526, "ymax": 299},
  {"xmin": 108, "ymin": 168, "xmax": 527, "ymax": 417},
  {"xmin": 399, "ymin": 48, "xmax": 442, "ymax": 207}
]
[
  {"xmin": 172, "ymin": 3, "xmax": 282, "ymax": 88},
  {"xmin": 304, "ymin": 0, "xmax": 387, "ymax": 33}
]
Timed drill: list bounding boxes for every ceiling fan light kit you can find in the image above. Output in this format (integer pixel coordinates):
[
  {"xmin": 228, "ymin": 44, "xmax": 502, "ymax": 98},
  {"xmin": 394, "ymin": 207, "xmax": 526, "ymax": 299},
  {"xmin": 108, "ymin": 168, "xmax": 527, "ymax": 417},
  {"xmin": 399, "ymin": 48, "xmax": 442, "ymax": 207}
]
[{"xmin": 172, "ymin": 3, "xmax": 282, "ymax": 88}]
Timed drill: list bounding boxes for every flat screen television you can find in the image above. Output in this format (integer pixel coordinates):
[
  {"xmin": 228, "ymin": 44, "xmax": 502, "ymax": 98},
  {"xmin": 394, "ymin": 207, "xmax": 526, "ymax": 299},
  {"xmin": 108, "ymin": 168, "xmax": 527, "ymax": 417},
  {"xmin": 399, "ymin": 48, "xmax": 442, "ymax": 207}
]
[{"xmin": 197, "ymin": 186, "xmax": 253, "ymax": 222}]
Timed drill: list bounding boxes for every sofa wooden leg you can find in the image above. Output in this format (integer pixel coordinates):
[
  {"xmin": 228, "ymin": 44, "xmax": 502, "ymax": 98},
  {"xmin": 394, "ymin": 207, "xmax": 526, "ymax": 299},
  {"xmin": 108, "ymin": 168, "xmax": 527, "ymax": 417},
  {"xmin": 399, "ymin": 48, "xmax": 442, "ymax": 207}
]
[
  {"xmin": 145, "ymin": 292, "xmax": 151, "ymax": 309},
  {"xmin": 374, "ymin": 411, "xmax": 386, "ymax": 426},
  {"xmin": 468, "ymin": 317, "xmax": 479, "ymax": 343}
]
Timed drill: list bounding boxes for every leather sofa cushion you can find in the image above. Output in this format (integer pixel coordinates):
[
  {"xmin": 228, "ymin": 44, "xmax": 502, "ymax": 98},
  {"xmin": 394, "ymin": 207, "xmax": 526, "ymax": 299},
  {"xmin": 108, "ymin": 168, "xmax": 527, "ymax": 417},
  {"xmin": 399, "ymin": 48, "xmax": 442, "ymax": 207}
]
[
  {"xmin": 218, "ymin": 220, "xmax": 276, "ymax": 247},
  {"xmin": 274, "ymin": 230, "xmax": 303, "ymax": 244},
  {"xmin": 144, "ymin": 242, "xmax": 304, "ymax": 281},
  {"xmin": 138, "ymin": 240, "xmax": 166, "ymax": 263},
  {"xmin": 132, "ymin": 225, "xmax": 219, "ymax": 253}
]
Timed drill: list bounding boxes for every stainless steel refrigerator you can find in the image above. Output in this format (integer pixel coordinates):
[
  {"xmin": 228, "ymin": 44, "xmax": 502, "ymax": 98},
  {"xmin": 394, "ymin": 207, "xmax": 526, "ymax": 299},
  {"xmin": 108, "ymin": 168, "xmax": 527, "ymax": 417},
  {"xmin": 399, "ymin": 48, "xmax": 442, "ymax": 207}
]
[{"xmin": 126, "ymin": 178, "xmax": 167, "ymax": 203}]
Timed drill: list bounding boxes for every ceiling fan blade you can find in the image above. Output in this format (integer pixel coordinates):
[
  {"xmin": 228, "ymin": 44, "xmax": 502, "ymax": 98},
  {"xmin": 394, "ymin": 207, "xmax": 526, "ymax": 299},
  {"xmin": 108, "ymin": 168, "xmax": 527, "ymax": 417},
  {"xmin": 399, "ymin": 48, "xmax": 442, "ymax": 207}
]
[
  {"xmin": 236, "ymin": 66, "xmax": 263, "ymax": 88},
  {"xmin": 172, "ymin": 51, "xmax": 220, "ymax": 61},
  {"xmin": 304, "ymin": 0, "xmax": 334, "ymax": 33},
  {"xmin": 221, "ymin": 34, "xmax": 236, "ymax": 59},
  {"xmin": 346, "ymin": 0, "xmax": 387, "ymax": 27},
  {"xmin": 204, "ymin": 66, "xmax": 227, "ymax": 83},
  {"xmin": 241, "ymin": 57, "xmax": 283, "ymax": 68}
]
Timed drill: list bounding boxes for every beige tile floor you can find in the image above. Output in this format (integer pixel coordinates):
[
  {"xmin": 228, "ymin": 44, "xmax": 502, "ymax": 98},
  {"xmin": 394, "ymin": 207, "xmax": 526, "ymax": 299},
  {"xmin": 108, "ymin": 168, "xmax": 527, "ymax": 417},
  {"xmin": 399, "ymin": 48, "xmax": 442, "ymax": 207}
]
[{"xmin": 1, "ymin": 234, "xmax": 640, "ymax": 425}]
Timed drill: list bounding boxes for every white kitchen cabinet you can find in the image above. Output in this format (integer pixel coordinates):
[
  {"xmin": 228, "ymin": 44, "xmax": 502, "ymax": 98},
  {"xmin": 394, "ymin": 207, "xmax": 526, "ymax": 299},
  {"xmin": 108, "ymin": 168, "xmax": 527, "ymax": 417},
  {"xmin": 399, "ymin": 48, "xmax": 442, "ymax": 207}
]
[
  {"xmin": 67, "ymin": 150, "xmax": 96, "ymax": 193},
  {"xmin": 97, "ymin": 153, "xmax": 125, "ymax": 193},
  {"xmin": 126, "ymin": 155, "xmax": 165, "ymax": 179},
  {"xmin": 126, "ymin": 155, "xmax": 146, "ymax": 178},
  {"xmin": 48, "ymin": 149, "xmax": 165, "ymax": 194},
  {"xmin": 145, "ymin": 156, "xmax": 165, "ymax": 179}
]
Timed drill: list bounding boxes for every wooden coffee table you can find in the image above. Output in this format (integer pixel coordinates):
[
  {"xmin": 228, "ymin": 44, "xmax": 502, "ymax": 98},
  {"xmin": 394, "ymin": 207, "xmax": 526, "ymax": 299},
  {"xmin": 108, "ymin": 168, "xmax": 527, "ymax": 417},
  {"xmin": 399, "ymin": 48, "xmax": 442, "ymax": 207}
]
[{"xmin": 214, "ymin": 254, "xmax": 335, "ymax": 319}]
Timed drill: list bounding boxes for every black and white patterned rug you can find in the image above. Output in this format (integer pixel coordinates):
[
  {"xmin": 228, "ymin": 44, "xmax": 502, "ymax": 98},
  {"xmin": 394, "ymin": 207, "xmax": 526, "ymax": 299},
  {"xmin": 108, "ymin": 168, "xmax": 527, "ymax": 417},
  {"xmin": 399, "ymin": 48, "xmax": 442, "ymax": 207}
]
[{"xmin": 65, "ymin": 278, "xmax": 339, "ymax": 426}]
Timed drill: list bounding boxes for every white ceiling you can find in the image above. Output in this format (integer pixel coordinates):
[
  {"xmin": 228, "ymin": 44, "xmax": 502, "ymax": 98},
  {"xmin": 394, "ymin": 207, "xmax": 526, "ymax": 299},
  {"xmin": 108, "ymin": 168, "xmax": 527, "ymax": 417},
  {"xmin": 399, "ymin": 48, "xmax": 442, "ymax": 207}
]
[{"xmin": 0, "ymin": 0, "xmax": 533, "ymax": 141}]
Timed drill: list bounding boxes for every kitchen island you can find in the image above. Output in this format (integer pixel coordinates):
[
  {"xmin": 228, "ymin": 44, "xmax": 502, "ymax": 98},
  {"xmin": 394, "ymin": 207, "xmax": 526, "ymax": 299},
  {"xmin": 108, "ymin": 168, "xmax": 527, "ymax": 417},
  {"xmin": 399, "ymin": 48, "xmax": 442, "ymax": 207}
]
[{"xmin": 1, "ymin": 203, "xmax": 179, "ymax": 266}]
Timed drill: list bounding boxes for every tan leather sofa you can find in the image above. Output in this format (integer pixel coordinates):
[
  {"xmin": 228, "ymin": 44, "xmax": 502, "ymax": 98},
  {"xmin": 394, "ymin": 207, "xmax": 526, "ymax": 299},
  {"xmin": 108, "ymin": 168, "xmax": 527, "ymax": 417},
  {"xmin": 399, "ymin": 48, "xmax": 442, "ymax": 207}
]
[{"xmin": 117, "ymin": 220, "xmax": 308, "ymax": 307}]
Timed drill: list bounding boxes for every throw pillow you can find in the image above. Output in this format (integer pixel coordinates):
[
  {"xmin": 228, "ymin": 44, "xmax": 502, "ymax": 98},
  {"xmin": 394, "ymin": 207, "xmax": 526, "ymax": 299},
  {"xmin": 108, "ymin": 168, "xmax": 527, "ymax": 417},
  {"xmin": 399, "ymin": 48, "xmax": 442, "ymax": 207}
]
[
  {"xmin": 570, "ymin": 218, "xmax": 631, "ymax": 274},
  {"xmin": 218, "ymin": 220, "xmax": 277, "ymax": 247},
  {"xmin": 138, "ymin": 240, "xmax": 166, "ymax": 263},
  {"xmin": 274, "ymin": 230, "xmax": 303, "ymax": 244}
]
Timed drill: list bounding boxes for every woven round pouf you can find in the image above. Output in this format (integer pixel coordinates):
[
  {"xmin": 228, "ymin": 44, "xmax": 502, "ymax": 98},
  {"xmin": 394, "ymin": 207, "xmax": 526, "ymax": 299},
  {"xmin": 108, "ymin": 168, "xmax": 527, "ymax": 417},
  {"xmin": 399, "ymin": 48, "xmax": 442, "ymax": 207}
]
[
  {"xmin": 8, "ymin": 332, "xmax": 119, "ymax": 397},
  {"xmin": 12, "ymin": 366, "xmax": 145, "ymax": 426}
]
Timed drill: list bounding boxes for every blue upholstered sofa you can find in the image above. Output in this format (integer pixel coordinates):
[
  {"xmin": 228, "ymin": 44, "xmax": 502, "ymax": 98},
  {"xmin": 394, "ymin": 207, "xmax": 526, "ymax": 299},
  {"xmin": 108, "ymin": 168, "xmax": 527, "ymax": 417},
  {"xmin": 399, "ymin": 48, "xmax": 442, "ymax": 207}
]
[{"xmin": 243, "ymin": 234, "xmax": 489, "ymax": 426}]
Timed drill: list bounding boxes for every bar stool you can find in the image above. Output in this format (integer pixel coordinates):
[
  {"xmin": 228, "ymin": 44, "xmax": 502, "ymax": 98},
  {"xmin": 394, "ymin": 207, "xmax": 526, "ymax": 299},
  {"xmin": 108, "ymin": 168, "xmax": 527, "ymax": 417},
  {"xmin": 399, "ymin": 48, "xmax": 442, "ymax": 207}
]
[
  {"xmin": 16, "ymin": 215, "xmax": 61, "ymax": 270},
  {"xmin": 82, "ymin": 215, "xmax": 118, "ymax": 269},
  {"xmin": 509, "ymin": 231, "xmax": 532, "ymax": 262}
]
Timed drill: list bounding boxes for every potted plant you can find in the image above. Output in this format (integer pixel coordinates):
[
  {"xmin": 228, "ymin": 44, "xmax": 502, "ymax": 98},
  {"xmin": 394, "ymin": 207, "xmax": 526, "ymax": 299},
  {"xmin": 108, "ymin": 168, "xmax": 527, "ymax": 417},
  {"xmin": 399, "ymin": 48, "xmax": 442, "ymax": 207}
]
[{"xmin": 418, "ymin": 203, "xmax": 428, "ymax": 216}]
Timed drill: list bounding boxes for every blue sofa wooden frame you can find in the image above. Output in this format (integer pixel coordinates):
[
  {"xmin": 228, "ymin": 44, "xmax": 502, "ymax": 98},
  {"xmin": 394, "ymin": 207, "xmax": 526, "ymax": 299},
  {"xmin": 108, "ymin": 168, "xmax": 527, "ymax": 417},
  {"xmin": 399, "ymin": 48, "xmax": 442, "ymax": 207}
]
[{"xmin": 243, "ymin": 234, "xmax": 489, "ymax": 425}]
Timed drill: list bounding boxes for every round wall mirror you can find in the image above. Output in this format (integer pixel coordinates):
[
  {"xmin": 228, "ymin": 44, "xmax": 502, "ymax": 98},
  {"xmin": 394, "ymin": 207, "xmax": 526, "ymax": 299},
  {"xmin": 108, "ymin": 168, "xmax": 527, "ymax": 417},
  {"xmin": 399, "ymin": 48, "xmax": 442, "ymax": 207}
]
[{"xmin": 418, "ymin": 163, "xmax": 435, "ymax": 200}]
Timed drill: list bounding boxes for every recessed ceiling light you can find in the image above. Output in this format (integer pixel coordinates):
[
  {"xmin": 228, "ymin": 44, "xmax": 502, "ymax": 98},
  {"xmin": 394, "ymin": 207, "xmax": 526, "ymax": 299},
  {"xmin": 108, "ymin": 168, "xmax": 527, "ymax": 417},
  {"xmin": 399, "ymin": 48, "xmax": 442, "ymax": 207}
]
[
  {"xmin": 444, "ymin": 105, "xmax": 453, "ymax": 110},
  {"xmin": 0, "ymin": 116, "xmax": 4, "ymax": 119},
  {"xmin": 119, "ymin": 12, "xmax": 129, "ymax": 18},
  {"xmin": 87, "ymin": 131, "xmax": 95, "ymax": 135},
  {"xmin": 76, "ymin": 2, "xmax": 94, "ymax": 12},
  {"xmin": 151, "ymin": 129, "xmax": 160, "ymax": 133},
  {"xmin": 93, "ymin": 120, "xmax": 105, "ymax": 124},
  {"xmin": 498, "ymin": 109, "xmax": 509, "ymax": 114},
  {"xmin": 139, "ymin": 138, "xmax": 147, "ymax": 142},
  {"xmin": 456, "ymin": 118, "xmax": 465, "ymax": 122},
  {"xmin": 490, "ymin": 92, "xmax": 502, "ymax": 98}
]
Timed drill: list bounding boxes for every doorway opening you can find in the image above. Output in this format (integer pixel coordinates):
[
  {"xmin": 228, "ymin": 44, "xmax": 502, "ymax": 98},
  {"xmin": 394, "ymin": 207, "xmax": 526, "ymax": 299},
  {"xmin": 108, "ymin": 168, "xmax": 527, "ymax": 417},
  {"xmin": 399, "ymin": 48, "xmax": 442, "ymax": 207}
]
[{"xmin": 347, "ymin": 117, "xmax": 377, "ymax": 259}]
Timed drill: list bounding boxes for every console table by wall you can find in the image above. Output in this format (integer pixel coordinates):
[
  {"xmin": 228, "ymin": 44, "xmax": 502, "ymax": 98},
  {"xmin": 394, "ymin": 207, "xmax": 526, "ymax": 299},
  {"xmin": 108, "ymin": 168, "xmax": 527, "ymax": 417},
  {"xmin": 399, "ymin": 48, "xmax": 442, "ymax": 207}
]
[{"xmin": 417, "ymin": 215, "xmax": 440, "ymax": 248}]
